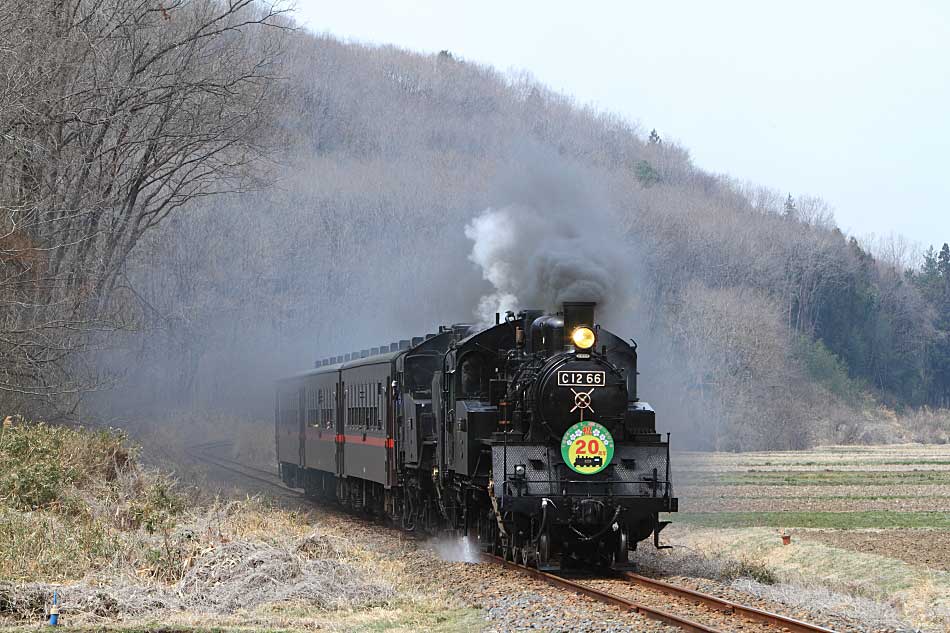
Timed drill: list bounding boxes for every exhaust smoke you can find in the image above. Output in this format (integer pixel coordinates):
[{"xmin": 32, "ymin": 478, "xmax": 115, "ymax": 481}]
[{"xmin": 464, "ymin": 158, "xmax": 632, "ymax": 325}]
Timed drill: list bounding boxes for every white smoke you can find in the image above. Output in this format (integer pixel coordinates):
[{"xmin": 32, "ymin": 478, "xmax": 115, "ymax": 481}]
[{"xmin": 464, "ymin": 201, "xmax": 628, "ymax": 324}]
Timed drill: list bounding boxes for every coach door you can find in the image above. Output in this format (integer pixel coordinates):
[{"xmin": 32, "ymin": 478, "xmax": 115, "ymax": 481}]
[
  {"xmin": 385, "ymin": 374, "xmax": 395, "ymax": 487},
  {"xmin": 335, "ymin": 380, "xmax": 344, "ymax": 477}
]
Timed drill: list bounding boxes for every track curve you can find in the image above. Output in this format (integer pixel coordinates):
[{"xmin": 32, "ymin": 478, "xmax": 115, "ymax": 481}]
[{"xmin": 187, "ymin": 441, "xmax": 840, "ymax": 633}]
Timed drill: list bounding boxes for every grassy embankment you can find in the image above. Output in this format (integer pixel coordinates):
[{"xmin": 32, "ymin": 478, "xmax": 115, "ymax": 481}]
[{"xmin": 0, "ymin": 419, "xmax": 481, "ymax": 632}]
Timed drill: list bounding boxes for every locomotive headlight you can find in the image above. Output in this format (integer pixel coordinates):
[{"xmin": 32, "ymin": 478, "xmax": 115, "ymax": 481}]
[{"xmin": 571, "ymin": 326, "xmax": 596, "ymax": 350}]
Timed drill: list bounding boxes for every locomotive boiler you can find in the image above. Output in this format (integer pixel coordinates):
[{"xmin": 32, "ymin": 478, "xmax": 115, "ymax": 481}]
[{"xmin": 276, "ymin": 301, "xmax": 677, "ymax": 569}]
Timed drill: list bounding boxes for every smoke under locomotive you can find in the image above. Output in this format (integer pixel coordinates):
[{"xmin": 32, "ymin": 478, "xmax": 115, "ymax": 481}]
[{"xmin": 276, "ymin": 302, "xmax": 677, "ymax": 569}]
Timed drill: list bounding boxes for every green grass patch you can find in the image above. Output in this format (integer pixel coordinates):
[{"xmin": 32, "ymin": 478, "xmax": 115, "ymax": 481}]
[
  {"xmin": 677, "ymin": 494, "xmax": 936, "ymax": 501},
  {"xmin": 745, "ymin": 459, "xmax": 950, "ymax": 467},
  {"xmin": 668, "ymin": 511, "xmax": 950, "ymax": 529},
  {"xmin": 678, "ymin": 470, "xmax": 950, "ymax": 486}
]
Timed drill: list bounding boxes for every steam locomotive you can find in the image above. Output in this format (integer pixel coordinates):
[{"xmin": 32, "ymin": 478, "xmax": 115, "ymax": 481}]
[{"xmin": 276, "ymin": 302, "xmax": 677, "ymax": 569}]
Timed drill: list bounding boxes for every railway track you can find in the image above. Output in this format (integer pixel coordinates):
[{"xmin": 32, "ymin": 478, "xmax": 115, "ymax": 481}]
[
  {"xmin": 189, "ymin": 442, "xmax": 840, "ymax": 633},
  {"xmin": 617, "ymin": 571, "xmax": 837, "ymax": 633},
  {"xmin": 483, "ymin": 553, "xmax": 840, "ymax": 633},
  {"xmin": 184, "ymin": 440, "xmax": 300, "ymax": 498}
]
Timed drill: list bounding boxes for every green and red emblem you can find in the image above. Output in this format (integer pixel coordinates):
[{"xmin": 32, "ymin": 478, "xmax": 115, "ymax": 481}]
[{"xmin": 561, "ymin": 421, "xmax": 614, "ymax": 475}]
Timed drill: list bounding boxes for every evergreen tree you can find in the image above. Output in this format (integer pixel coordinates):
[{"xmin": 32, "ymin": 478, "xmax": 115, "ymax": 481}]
[
  {"xmin": 912, "ymin": 243, "xmax": 950, "ymax": 406},
  {"xmin": 913, "ymin": 246, "xmax": 943, "ymax": 304},
  {"xmin": 783, "ymin": 194, "xmax": 797, "ymax": 219},
  {"xmin": 634, "ymin": 160, "xmax": 660, "ymax": 187},
  {"xmin": 648, "ymin": 128, "xmax": 661, "ymax": 144},
  {"xmin": 939, "ymin": 243, "xmax": 950, "ymax": 281}
]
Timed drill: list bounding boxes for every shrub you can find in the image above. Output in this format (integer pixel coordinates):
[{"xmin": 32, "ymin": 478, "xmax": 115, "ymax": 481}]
[
  {"xmin": 127, "ymin": 480, "xmax": 186, "ymax": 534},
  {"xmin": 0, "ymin": 422, "xmax": 130, "ymax": 510},
  {"xmin": 795, "ymin": 336, "xmax": 869, "ymax": 407}
]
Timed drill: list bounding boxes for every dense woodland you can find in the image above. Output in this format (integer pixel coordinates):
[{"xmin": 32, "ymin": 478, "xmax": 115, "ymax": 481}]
[{"xmin": 1, "ymin": 1, "xmax": 947, "ymax": 449}]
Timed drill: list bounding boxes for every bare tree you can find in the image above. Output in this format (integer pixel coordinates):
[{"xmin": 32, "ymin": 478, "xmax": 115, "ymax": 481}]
[{"xmin": 0, "ymin": 0, "xmax": 288, "ymax": 414}]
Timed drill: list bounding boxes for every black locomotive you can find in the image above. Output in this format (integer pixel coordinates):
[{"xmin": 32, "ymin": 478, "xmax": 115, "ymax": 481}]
[{"xmin": 276, "ymin": 301, "xmax": 677, "ymax": 569}]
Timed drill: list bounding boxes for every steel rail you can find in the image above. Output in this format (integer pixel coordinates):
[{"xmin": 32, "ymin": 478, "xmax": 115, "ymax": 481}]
[
  {"xmin": 620, "ymin": 571, "xmax": 838, "ymax": 633},
  {"xmin": 197, "ymin": 444, "xmax": 279, "ymax": 478},
  {"xmin": 483, "ymin": 554, "xmax": 727, "ymax": 633},
  {"xmin": 185, "ymin": 444, "xmax": 299, "ymax": 497}
]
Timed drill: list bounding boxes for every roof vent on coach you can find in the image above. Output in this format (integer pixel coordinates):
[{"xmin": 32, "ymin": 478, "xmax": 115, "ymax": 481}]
[
  {"xmin": 411, "ymin": 336, "xmax": 424, "ymax": 346},
  {"xmin": 399, "ymin": 339, "xmax": 410, "ymax": 350}
]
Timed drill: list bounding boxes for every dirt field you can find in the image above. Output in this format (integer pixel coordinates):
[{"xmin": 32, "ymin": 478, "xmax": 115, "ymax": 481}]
[{"xmin": 662, "ymin": 444, "xmax": 950, "ymax": 631}]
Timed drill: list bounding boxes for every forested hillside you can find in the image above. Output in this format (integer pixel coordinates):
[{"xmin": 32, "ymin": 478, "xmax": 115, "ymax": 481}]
[{"xmin": 1, "ymin": 1, "xmax": 947, "ymax": 449}]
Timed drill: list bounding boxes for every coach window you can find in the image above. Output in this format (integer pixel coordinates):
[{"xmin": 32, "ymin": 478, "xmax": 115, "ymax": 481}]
[
  {"xmin": 320, "ymin": 388, "xmax": 334, "ymax": 429},
  {"xmin": 375, "ymin": 382, "xmax": 383, "ymax": 429},
  {"xmin": 370, "ymin": 381, "xmax": 376, "ymax": 429},
  {"xmin": 346, "ymin": 386, "xmax": 353, "ymax": 428},
  {"xmin": 368, "ymin": 381, "xmax": 374, "ymax": 430},
  {"xmin": 316, "ymin": 388, "xmax": 325, "ymax": 428},
  {"xmin": 307, "ymin": 387, "xmax": 319, "ymax": 427},
  {"xmin": 373, "ymin": 382, "xmax": 383, "ymax": 429},
  {"xmin": 370, "ymin": 381, "xmax": 377, "ymax": 429}
]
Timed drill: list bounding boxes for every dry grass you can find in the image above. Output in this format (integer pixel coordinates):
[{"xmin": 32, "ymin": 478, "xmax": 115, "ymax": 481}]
[
  {"xmin": 0, "ymin": 420, "xmax": 473, "ymax": 631},
  {"xmin": 667, "ymin": 443, "xmax": 950, "ymax": 631},
  {"xmin": 828, "ymin": 407, "xmax": 950, "ymax": 445},
  {"xmin": 895, "ymin": 408, "xmax": 950, "ymax": 445},
  {"xmin": 656, "ymin": 525, "xmax": 949, "ymax": 631},
  {"xmin": 642, "ymin": 525, "xmax": 943, "ymax": 630}
]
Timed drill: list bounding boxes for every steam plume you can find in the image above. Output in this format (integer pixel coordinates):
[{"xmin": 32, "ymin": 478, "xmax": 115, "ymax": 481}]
[{"xmin": 464, "ymin": 160, "xmax": 630, "ymax": 323}]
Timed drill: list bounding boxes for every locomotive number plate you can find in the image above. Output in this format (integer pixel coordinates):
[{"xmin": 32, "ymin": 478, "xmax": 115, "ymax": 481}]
[{"xmin": 557, "ymin": 370, "xmax": 605, "ymax": 387}]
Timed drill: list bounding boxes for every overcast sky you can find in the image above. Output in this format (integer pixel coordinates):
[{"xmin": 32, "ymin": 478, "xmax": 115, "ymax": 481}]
[{"xmin": 293, "ymin": 1, "xmax": 950, "ymax": 252}]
